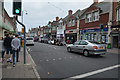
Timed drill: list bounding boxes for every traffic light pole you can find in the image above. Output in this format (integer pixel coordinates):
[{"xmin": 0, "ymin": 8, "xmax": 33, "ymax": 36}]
[{"xmin": 15, "ymin": 16, "xmax": 26, "ymax": 64}]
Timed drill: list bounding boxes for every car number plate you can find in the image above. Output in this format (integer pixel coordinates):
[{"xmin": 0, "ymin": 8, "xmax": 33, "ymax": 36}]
[{"xmin": 99, "ymin": 47, "xmax": 103, "ymax": 49}]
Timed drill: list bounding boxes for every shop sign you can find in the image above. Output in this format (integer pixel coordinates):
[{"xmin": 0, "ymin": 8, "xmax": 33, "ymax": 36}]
[
  {"xmin": 66, "ymin": 29, "xmax": 77, "ymax": 34},
  {"xmin": 80, "ymin": 28, "xmax": 108, "ymax": 34}
]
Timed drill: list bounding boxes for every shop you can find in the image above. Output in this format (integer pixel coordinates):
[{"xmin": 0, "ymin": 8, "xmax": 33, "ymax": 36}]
[
  {"xmin": 65, "ymin": 29, "xmax": 77, "ymax": 44},
  {"xmin": 110, "ymin": 25, "xmax": 120, "ymax": 49},
  {"xmin": 80, "ymin": 28, "xmax": 108, "ymax": 43}
]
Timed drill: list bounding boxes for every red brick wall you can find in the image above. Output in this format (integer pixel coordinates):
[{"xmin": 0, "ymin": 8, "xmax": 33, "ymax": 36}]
[
  {"xmin": 79, "ymin": 13, "xmax": 109, "ymax": 30},
  {"xmin": 87, "ymin": 6, "xmax": 99, "ymax": 12}
]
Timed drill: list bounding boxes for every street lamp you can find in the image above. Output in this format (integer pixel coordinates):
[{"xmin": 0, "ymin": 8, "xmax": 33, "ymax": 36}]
[{"xmin": 21, "ymin": 10, "xmax": 28, "ymax": 24}]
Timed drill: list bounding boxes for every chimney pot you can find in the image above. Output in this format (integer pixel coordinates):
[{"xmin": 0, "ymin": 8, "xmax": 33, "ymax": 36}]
[
  {"xmin": 93, "ymin": 0, "xmax": 98, "ymax": 4},
  {"xmin": 56, "ymin": 17, "xmax": 59, "ymax": 21},
  {"xmin": 68, "ymin": 10, "xmax": 73, "ymax": 15}
]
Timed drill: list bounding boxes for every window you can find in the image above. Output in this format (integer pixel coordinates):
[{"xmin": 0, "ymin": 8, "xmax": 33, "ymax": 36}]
[
  {"xmin": 52, "ymin": 27, "xmax": 56, "ymax": 31},
  {"xmin": 68, "ymin": 20, "xmax": 71, "ymax": 27},
  {"xmin": 73, "ymin": 41, "xmax": 80, "ymax": 45},
  {"xmin": 116, "ymin": 7, "xmax": 120, "ymax": 21},
  {"xmin": 72, "ymin": 20, "xmax": 75, "ymax": 26},
  {"xmin": 86, "ymin": 13, "xmax": 92, "ymax": 22},
  {"xmin": 79, "ymin": 41, "xmax": 88, "ymax": 45},
  {"xmin": 93, "ymin": 11, "xmax": 99, "ymax": 21}
]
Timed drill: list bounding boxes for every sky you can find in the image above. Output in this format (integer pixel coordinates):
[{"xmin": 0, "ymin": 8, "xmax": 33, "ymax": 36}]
[{"xmin": 4, "ymin": 0, "xmax": 107, "ymax": 32}]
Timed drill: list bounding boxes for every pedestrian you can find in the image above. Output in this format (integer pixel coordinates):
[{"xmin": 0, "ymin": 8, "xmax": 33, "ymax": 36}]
[
  {"xmin": 11, "ymin": 34, "xmax": 20, "ymax": 67},
  {"xmin": 3, "ymin": 33, "xmax": 13, "ymax": 63},
  {"xmin": 0, "ymin": 37, "xmax": 5, "ymax": 63}
]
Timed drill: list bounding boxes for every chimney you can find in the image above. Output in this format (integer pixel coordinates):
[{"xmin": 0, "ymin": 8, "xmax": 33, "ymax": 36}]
[
  {"xmin": 68, "ymin": 10, "xmax": 73, "ymax": 15},
  {"xmin": 56, "ymin": 17, "xmax": 59, "ymax": 21},
  {"xmin": 93, "ymin": 0, "xmax": 98, "ymax": 4}
]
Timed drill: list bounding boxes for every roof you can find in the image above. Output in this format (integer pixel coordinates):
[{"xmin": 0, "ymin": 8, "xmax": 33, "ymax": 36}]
[{"xmin": 94, "ymin": 2, "xmax": 110, "ymax": 14}]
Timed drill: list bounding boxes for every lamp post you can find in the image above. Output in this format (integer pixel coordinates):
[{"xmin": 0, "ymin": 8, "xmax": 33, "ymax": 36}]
[
  {"xmin": 21, "ymin": 10, "xmax": 28, "ymax": 24},
  {"xmin": 21, "ymin": 10, "xmax": 28, "ymax": 64}
]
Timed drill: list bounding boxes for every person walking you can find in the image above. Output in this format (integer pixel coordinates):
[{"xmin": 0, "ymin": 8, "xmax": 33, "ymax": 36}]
[
  {"xmin": 11, "ymin": 34, "xmax": 20, "ymax": 67},
  {"xmin": 0, "ymin": 37, "xmax": 5, "ymax": 63},
  {"xmin": 3, "ymin": 33, "xmax": 13, "ymax": 63}
]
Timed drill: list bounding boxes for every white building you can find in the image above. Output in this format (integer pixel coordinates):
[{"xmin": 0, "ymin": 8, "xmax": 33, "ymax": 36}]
[{"xmin": 56, "ymin": 18, "xmax": 66, "ymax": 41}]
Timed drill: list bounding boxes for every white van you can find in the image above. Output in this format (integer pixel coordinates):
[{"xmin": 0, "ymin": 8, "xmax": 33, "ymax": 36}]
[{"xmin": 26, "ymin": 37, "xmax": 34, "ymax": 45}]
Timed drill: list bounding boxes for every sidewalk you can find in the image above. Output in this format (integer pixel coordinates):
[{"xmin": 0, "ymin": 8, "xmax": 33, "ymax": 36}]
[
  {"xmin": 107, "ymin": 48, "xmax": 120, "ymax": 54},
  {"xmin": 1, "ymin": 47, "xmax": 40, "ymax": 79}
]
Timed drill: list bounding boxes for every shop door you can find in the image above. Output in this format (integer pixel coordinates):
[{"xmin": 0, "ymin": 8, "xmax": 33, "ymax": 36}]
[{"xmin": 113, "ymin": 36, "xmax": 118, "ymax": 48}]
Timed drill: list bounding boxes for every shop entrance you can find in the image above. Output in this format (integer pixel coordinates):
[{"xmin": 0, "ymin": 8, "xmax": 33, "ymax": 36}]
[{"xmin": 112, "ymin": 36, "xmax": 118, "ymax": 48}]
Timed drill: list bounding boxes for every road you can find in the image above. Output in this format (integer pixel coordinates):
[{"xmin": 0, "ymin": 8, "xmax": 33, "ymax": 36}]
[{"xmin": 27, "ymin": 42, "xmax": 120, "ymax": 80}]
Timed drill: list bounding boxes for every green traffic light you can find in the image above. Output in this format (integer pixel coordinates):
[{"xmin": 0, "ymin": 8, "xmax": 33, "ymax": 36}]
[
  {"xmin": 101, "ymin": 29, "xmax": 103, "ymax": 31},
  {"xmin": 15, "ymin": 9, "xmax": 20, "ymax": 14}
]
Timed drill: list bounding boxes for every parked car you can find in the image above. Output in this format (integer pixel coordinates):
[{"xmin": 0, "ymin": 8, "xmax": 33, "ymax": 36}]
[
  {"xmin": 26, "ymin": 37, "xmax": 34, "ymax": 45},
  {"xmin": 48, "ymin": 40, "xmax": 52, "ymax": 44},
  {"xmin": 56, "ymin": 40, "xmax": 66, "ymax": 46},
  {"xmin": 34, "ymin": 36, "xmax": 39, "ymax": 42},
  {"xmin": 67, "ymin": 40, "xmax": 106, "ymax": 57},
  {"xmin": 43, "ymin": 38, "xmax": 49, "ymax": 43}
]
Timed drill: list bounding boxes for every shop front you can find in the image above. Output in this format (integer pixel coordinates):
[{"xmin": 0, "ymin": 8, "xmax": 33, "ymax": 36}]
[
  {"xmin": 110, "ymin": 25, "xmax": 120, "ymax": 49},
  {"xmin": 65, "ymin": 29, "xmax": 77, "ymax": 44},
  {"xmin": 80, "ymin": 28, "xmax": 108, "ymax": 43}
]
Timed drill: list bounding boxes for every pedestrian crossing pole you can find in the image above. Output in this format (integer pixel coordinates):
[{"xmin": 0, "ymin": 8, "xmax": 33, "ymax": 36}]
[{"xmin": 15, "ymin": 16, "xmax": 26, "ymax": 64}]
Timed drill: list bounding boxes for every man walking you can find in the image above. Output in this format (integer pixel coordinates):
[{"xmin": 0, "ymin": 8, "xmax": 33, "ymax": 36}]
[
  {"xmin": 11, "ymin": 34, "xmax": 20, "ymax": 67},
  {"xmin": 3, "ymin": 33, "xmax": 13, "ymax": 63}
]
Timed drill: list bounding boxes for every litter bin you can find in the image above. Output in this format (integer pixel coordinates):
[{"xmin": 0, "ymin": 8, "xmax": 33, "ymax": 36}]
[{"xmin": 107, "ymin": 43, "xmax": 111, "ymax": 49}]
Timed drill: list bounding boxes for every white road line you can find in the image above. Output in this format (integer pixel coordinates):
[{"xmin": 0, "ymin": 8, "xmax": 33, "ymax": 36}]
[
  {"xmin": 63, "ymin": 64, "xmax": 120, "ymax": 80},
  {"xmin": 54, "ymin": 47, "xmax": 56, "ymax": 49},
  {"xmin": 46, "ymin": 60, "xmax": 49, "ymax": 61},
  {"xmin": 53, "ymin": 59, "xmax": 55, "ymax": 61},
  {"xmin": 59, "ymin": 58, "xmax": 62, "ymax": 60}
]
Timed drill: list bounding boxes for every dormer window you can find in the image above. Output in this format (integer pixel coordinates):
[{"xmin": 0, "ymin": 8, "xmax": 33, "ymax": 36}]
[
  {"xmin": 93, "ymin": 11, "xmax": 99, "ymax": 21},
  {"xmin": 86, "ymin": 13, "xmax": 92, "ymax": 22}
]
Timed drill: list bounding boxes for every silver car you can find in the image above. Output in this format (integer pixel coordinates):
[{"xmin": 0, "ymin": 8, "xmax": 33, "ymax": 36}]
[{"xmin": 67, "ymin": 40, "xmax": 106, "ymax": 56}]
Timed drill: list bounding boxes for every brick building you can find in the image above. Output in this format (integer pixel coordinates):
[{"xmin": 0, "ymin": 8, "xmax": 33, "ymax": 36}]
[{"xmin": 79, "ymin": 0, "xmax": 117, "ymax": 44}]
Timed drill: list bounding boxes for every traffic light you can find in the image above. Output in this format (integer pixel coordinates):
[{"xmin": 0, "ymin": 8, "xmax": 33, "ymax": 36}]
[
  {"xmin": 100, "ymin": 24, "xmax": 104, "ymax": 31},
  {"xmin": 13, "ymin": 0, "xmax": 22, "ymax": 16}
]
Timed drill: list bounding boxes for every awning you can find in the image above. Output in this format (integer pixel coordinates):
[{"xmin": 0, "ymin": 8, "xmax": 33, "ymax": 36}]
[{"xmin": 111, "ymin": 25, "xmax": 120, "ymax": 28}]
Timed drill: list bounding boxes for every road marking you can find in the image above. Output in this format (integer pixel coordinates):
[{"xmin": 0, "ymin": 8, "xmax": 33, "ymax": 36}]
[
  {"xmin": 63, "ymin": 64, "xmax": 120, "ymax": 79},
  {"xmin": 59, "ymin": 58, "xmax": 62, "ymax": 60},
  {"xmin": 54, "ymin": 47, "xmax": 56, "ymax": 49},
  {"xmin": 46, "ymin": 60, "xmax": 49, "ymax": 61},
  {"xmin": 53, "ymin": 59, "xmax": 55, "ymax": 61}
]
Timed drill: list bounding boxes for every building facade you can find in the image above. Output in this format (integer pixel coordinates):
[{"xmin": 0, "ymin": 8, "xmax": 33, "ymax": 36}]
[{"xmin": 79, "ymin": 1, "xmax": 112, "ymax": 44}]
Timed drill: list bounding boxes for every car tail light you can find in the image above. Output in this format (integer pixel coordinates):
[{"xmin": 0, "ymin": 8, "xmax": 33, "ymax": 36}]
[
  {"xmin": 93, "ymin": 46, "xmax": 98, "ymax": 49},
  {"xmin": 105, "ymin": 45, "xmax": 107, "ymax": 49}
]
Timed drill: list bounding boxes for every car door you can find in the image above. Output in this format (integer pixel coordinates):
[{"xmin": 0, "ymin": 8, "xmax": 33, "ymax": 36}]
[
  {"xmin": 77, "ymin": 41, "xmax": 88, "ymax": 53},
  {"xmin": 71, "ymin": 41, "xmax": 80, "ymax": 52}
]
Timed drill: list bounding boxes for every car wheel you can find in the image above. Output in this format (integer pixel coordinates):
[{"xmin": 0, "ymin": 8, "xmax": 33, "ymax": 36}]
[
  {"xmin": 83, "ymin": 50, "xmax": 89, "ymax": 57},
  {"xmin": 67, "ymin": 47, "xmax": 72, "ymax": 52}
]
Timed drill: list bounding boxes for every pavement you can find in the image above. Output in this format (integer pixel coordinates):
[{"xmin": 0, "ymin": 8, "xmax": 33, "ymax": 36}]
[{"xmin": 1, "ymin": 47, "xmax": 40, "ymax": 80}]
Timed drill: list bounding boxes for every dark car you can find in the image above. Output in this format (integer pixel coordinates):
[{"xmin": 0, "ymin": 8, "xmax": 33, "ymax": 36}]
[{"xmin": 34, "ymin": 36, "xmax": 39, "ymax": 42}]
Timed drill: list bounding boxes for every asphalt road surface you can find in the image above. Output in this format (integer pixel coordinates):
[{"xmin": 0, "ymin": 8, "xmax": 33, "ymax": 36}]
[{"xmin": 27, "ymin": 42, "xmax": 120, "ymax": 80}]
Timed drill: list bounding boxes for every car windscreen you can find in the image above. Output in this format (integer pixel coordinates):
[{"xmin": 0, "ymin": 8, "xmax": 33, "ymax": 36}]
[
  {"xmin": 26, "ymin": 38, "xmax": 33, "ymax": 40},
  {"xmin": 89, "ymin": 41, "xmax": 100, "ymax": 44}
]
